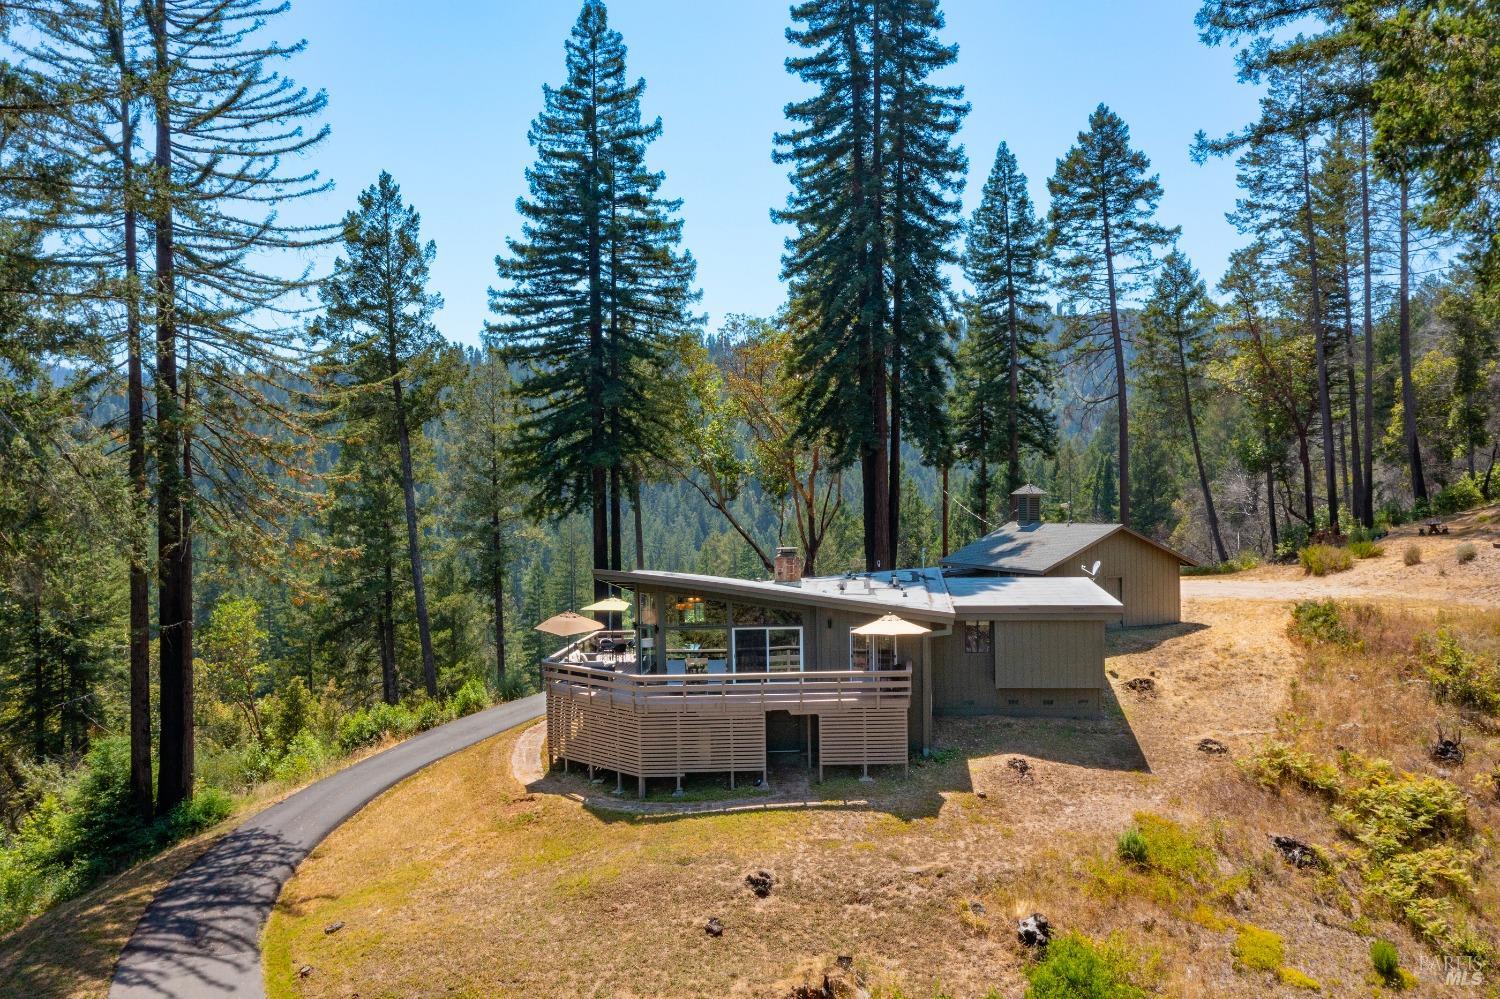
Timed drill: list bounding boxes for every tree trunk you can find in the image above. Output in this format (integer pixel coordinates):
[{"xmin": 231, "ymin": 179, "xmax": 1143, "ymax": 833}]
[
  {"xmin": 1359, "ymin": 108, "xmax": 1376, "ymax": 526},
  {"xmin": 1265, "ymin": 452, "xmax": 1279, "ymax": 554},
  {"xmin": 1296, "ymin": 429, "xmax": 1315, "ymax": 524},
  {"xmin": 631, "ymin": 476, "xmax": 645, "ymax": 569},
  {"xmin": 1396, "ymin": 176, "xmax": 1427, "ymax": 504},
  {"xmin": 1300, "ymin": 131, "xmax": 1338, "ymax": 534},
  {"xmin": 865, "ymin": 7, "xmax": 891, "ymax": 573},
  {"xmin": 490, "ymin": 512, "xmax": 506, "ymax": 692},
  {"xmin": 609, "ymin": 464, "xmax": 622, "ymax": 572},
  {"xmin": 1341, "ymin": 248, "xmax": 1365, "ymax": 528},
  {"xmin": 1100, "ymin": 198, "xmax": 1130, "ymax": 527},
  {"xmin": 114, "ymin": 18, "xmax": 152, "ymax": 818},
  {"xmin": 940, "ymin": 464, "xmax": 949, "ymax": 558},
  {"xmin": 379, "ymin": 560, "xmax": 397, "ymax": 704},
  {"xmin": 1006, "ymin": 282, "xmax": 1022, "ymax": 494},
  {"xmin": 1178, "ymin": 341, "xmax": 1227, "ymax": 561},
  {"xmin": 151, "ymin": 0, "xmax": 192, "ymax": 814},
  {"xmin": 386, "ymin": 360, "xmax": 437, "ymax": 696}
]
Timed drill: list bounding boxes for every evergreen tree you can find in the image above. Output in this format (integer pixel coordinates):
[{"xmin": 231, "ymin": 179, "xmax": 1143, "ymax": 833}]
[
  {"xmin": 776, "ymin": 0, "xmax": 965, "ymax": 569},
  {"xmin": 1195, "ymin": 55, "xmax": 1343, "ymax": 531},
  {"xmin": 491, "ymin": 0, "xmax": 699, "ymax": 594},
  {"xmin": 18, "ymin": 0, "xmax": 156, "ymax": 816},
  {"xmin": 447, "ymin": 348, "xmax": 524, "ymax": 691},
  {"xmin": 1137, "ymin": 251, "xmax": 1228, "ymax": 560},
  {"xmin": 1048, "ymin": 105, "xmax": 1177, "ymax": 528},
  {"xmin": 961, "ymin": 140, "xmax": 1055, "ymax": 496},
  {"xmin": 141, "ymin": 0, "xmax": 332, "ymax": 812},
  {"xmin": 949, "ymin": 311, "xmax": 1000, "ymax": 526},
  {"xmin": 318, "ymin": 172, "xmax": 445, "ymax": 697},
  {"xmin": 877, "ymin": 0, "xmax": 967, "ymax": 552}
]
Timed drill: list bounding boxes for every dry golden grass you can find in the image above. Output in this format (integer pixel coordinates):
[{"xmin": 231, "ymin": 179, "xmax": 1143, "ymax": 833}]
[{"xmin": 266, "ymin": 598, "xmax": 1491, "ymax": 998}]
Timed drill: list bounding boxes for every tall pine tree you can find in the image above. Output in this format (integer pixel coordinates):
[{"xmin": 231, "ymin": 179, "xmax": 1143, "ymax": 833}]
[
  {"xmin": 317, "ymin": 172, "xmax": 445, "ymax": 697},
  {"xmin": 1137, "ymin": 250, "xmax": 1228, "ymax": 561},
  {"xmin": 491, "ymin": 0, "xmax": 699, "ymax": 595},
  {"xmin": 776, "ymin": 0, "xmax": 965, "ymax": 569},
  {"xmin": 1048, "ymin": 106, "xmax": 1177, "ymax": 529},
  {"xmin": 961, "ymin": 140, "xmax": 1054, "ymax": 499}
]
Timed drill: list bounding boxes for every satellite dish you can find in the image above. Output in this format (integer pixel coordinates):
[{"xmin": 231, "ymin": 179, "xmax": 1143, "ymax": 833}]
[{"xmin": 1082, "ymin": 560, "xmax": 1102, "ymax": 578}]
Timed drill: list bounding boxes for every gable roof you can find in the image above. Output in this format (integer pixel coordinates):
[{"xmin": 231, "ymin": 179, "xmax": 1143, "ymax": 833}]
[{"xmin": 940, "ymin": 521, "xmax": 1197, "ymax": 575}]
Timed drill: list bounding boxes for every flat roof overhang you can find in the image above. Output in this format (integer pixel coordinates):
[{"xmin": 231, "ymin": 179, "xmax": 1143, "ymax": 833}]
[{"xmin": 594, "ymin": 568, "xmax": 957, "ymax": 624}]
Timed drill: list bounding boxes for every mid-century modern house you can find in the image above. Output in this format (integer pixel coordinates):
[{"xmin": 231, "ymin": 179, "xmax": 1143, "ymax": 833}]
[
  {"xmin": 542, "ymin": 483, "xmax": 1200, "ymax": 795},
  {"xmin": 942, "ymin": 485, "xmax": 1197, "ymax": 626}
]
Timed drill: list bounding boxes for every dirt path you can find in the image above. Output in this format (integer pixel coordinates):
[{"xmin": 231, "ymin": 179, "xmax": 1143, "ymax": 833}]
[{"xmin": 1186, "ymin": 506, "xmax": 1500, "ymax": 608}]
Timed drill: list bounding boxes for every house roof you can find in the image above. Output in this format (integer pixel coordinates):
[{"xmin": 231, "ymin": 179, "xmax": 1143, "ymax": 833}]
[
  {"xmin": 940, "ymin": 521, "xmax": 1198, "ymax": 575},
  {"xmin": 596, "ymin": 568, "xmax": 956, "ymax": 622},
  {"xmin": 595, "ymin": 566, "xmax": 1125, "ymax": 622},
  {"xmin": 942, "ymin": 574, "xmax": 1123, "ymax": 619}
]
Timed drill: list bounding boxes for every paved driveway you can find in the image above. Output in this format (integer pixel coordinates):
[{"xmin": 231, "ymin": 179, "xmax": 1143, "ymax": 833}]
[{"xmin": 109, "ymin": 694, "xmax": 544, "ymax": 999}]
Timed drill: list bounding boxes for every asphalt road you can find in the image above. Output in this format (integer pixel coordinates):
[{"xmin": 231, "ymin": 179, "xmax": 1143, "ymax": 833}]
[{"xmin": 109, "ymin": 693, "xmax": 544, "ymax": 999}]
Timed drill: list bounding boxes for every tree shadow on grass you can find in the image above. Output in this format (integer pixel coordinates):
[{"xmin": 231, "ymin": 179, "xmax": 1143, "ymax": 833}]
[
  {"xmin": 1107, "ymin": 620, "xmax": 1211, "ymax": 655},
  {"xmin": 933, "ymin": 685, "xmax": 1151, "ymax": 775}
]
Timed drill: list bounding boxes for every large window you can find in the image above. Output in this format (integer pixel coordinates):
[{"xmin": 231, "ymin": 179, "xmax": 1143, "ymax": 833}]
[
  {"xmin": 732, "ymin": 627, "xmax": 803, "ymax": 673},
  {"xmin": 664, "ymin": 629, "xmax": 730, "ymax": 674},
  {"xmin": 664, "ymin": 593, "xmax": 727, "ymax": 626},
  {"xmin": 850, "ymin": 633, "xmax": 899, "ymax": 671}
]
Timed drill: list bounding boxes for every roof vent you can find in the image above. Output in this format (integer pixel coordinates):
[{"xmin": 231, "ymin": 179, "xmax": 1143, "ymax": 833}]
[{"xmin": 1011, "ymin": 484, "xmax": 1047, "ymax": 525}]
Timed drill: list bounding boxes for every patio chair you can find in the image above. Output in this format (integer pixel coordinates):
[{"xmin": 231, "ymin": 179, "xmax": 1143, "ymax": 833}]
[
  {"xmin": 706, "ymin": 659, "xmax": 728, "ymax": 675},
  {"xmin": 666, "ymin": 659, "xmax": 687, "ymax": 686}
]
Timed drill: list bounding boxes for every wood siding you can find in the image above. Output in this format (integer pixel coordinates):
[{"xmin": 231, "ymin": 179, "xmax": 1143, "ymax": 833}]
[
  {"xmin": 930, "ymin": 619, "xmax": 1106, "ymax": 717},
  {"xmin": 1044, "ymin": 531, "xmax": 1182, "ymax": 626}
]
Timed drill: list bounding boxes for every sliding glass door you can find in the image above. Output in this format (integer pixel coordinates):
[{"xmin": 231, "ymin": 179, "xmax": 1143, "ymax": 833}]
[{"xmin": 732, "ymin": 627, "xmax": 803, "ymax": 674}]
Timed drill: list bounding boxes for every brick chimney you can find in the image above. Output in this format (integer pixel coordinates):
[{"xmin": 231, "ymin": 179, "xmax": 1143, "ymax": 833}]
[{"xmin": 773, "ymin": 546, "xmax": 804, "ymax": 584}]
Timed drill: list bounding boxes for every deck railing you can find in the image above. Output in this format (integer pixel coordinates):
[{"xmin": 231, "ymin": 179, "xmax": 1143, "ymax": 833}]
[{"xmin": 542, "ymin": 657, "xmax": 912, "ymax": 713}]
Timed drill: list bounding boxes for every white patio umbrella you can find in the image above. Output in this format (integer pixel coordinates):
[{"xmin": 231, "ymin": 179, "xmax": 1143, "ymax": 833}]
[
  {"xmin": 851, "ymin": 613, "xmax": 931, "ymax": 636},
  {"xmin": 534, "ymin": 611, "xmax": 606, "ymax": 637},
  {"xmin": 580, "ymin": 596, "xmax": 631, "ymax": 613}
]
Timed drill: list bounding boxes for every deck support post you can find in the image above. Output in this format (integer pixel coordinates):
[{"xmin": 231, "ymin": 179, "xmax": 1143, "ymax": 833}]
[
  {"xmin": 616, "ymin": 770, "xmax": 622, "ymax": 793},
  {"xmin": 638, "ymin": 774, "xmax": 645, "ymax": 799}
]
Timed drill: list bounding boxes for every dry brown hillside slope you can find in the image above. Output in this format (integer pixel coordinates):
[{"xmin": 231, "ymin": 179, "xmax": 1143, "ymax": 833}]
[{"xmin": 261, "ymin": 511, "xmax": 1500, "ymax": 998}]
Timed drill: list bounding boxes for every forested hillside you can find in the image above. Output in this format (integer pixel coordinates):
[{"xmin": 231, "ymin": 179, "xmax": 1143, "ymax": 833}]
[{"xmin": 1, "ymin": 0, "xmax": 1496, "ymax": 937}]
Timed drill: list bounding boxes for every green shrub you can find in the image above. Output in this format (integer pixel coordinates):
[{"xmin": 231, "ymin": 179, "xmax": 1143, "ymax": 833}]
[
  {"xmin": 412, "ymin": 695, "xmax": 454, "ymax": 731},
  {"xmin": 1435, "ymin": 476, "xmax": 1484, "ymax": 515},
  {"xmin": 1289, "ymin": 600, "xmax": 1356, "ymax": 647},
  {"xmin": 271, "ymin": 730, "xmax": 331, "ymax": 785},
  {"xmin": 1232, "ymin": 923, "xmax": 1285, "ymax": 971},
  {"xmin": 264, "ymin": 676, "xmax": 314, "ymax": 756},
  {"xmin": 1183, "ymin": 551, "xmax": 1261, "ymax": 576},
  {"xmin": 1423, "ymin": 630, "xmax": 1500, "ymax": 714},
  {"xmin": 1347, "ymin": 539, "xmax": 1384, "ymax": 559},
  {"xmin": 1456, "ymin": 542, "xmax": 1477, "ymax": 564},
  {"xmin": 1403, "ymin": 545, "xmax": 1422, "ymax": 566},
  {"xmin": 1334, "ymin": 757, "xmax": 1468, "ymax": 857},
  {"xmin": 448, "ymin": 677, "xmax": 490, "ymax": 718},
  {"xmin": 1024, "ymin": 933, "xmax": 1146, "ymax": 999},
  {"xmin": 1116, "ymin": 827, "xmax": 1149, "ymax": 866},
  {"xmin": 1370, "ymin": 939, "xmax": 1400, "ymax": 981},
  {"xmin": 1240, "ymin": 742, "xmax": 1341, "ymax": 797},
  {"xmin": 336, "ymin": 700, "xmax": 419, "ymax": 753},
  {"xmin": 0, "ymin": 738, "xmax": 231, "ymax": 933},
  {"xmin": 1298, "ymin": 544, "xmax": 1353, "ymax": 576},
  {"xmin": 1276, "ymin": 522, "xmax": 1312, "ymax": 561}
]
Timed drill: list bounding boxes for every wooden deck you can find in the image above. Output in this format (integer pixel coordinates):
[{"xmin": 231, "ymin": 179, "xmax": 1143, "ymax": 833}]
[{"xmin": 541, "ymin": 650, "xmax": 912, "ymax": 794}]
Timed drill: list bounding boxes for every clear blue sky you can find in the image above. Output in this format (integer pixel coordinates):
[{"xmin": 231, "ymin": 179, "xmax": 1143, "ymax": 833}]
[{"xmin": 277, "ymin": 1, "xmax": 1261, "ymax": 346}]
